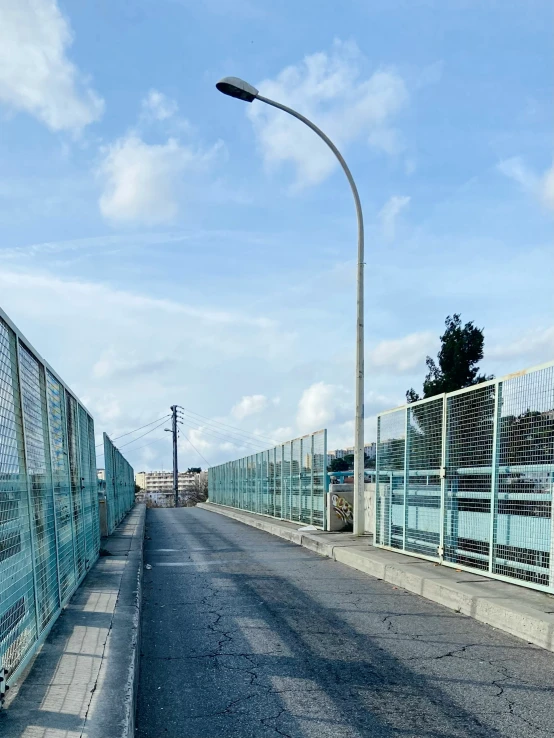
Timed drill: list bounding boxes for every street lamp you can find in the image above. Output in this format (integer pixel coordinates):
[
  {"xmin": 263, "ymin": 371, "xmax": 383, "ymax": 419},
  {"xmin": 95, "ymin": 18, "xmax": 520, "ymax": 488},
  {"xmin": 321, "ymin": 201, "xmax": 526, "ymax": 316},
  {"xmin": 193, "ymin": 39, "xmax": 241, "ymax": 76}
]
[{"xmin": 216, "ymin": 76, "xmax": 365, "ymax": 535}]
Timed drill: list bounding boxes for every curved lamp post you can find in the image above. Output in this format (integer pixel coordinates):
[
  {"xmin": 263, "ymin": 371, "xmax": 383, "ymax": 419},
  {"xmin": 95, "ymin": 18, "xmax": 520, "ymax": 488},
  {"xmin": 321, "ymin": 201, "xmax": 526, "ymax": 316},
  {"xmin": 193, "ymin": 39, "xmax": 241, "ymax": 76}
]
[{"xmin": 216, "ymin": 76, "xmax": 365, "ymax": 535}]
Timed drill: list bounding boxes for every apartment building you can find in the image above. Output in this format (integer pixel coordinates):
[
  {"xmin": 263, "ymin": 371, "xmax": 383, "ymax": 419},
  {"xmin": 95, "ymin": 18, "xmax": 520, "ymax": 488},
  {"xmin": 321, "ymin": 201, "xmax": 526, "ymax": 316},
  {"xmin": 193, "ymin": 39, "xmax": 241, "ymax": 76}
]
[{"xmin": 135, "ymin": 470, "xmax": 206, "ymax": 506}]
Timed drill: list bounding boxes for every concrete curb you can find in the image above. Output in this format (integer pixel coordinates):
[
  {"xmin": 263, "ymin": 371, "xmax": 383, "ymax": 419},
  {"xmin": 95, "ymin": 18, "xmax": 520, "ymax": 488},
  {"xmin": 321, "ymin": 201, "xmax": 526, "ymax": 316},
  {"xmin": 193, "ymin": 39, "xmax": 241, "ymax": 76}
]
[
  {"xmin": 197, "ymin": 502, "xmax": 554, "ymax": 652},
  {"xmin": 86, "ymin": 503, "xmax": 146, "ymax": 738},
  {"xmin": 0, "ymin": 504, "xmax": 146, "ymax": 738}
]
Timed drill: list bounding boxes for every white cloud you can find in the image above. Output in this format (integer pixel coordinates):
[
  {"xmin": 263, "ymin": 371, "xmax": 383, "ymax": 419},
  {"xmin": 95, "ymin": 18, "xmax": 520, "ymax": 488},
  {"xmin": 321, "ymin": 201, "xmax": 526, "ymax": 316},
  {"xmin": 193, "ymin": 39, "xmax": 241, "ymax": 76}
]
[
  {"xmin": 97, "ymin": 133, "xmax": 222, "ymax": 225},
  {"xmin": 0, "ymin": 0, "xmax": 104, "ymax": 132},
  {"xmin": 367, "ymin": 127, "xmax": 403, "ymax": 156},
  {"xmin": 542, "ymin": 164, "xmax": 554, "ymax": 210},
  {"xmin": 0, "ymin": 267, "xmax": 296, "ymax": 469},
  {"xmin": 379, "ymin": 195, "xmax": 410, "ymax": 240},
  {"xmin": 299, "ymin": 385, "xmax": 394, "ymax": 448},
  {"xmin": 296, "ymin": 381, "xmax": 351, "ymax": 432},
  {"xmin": 498, "ymin": 157, "xmax": 554, "ymax": 211},
  {"xmin": 487, "ymin": 326, "xmax": 554, "ymax": 363},
  {"xmin": 498, "ymin": 157, "xmax": 538, "ymax": 191},
  {"xmin": 247, "ymin": 39, "xmax": 408, "ymax": 188},
  {"xmin": 368, "ymin": 331, "xmax": 438, "ymax": 373},
  {"xmin": 141, "ymin": 89, "xmax": 179, "ymax": 121},
  {"xmin": 231, "ymin": 394, "xmax": 268, "ymax": 420}
]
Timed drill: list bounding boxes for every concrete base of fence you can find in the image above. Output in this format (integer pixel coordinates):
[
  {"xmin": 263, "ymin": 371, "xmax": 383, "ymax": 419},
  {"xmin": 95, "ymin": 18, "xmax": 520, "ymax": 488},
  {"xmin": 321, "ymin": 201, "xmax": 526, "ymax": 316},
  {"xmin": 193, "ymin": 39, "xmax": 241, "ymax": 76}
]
[
  {"xmin": 198, "ymin": 502, "xmax": 554, "ymax": 653},
  {"xmin": 1, "ymin": 503, "xmax": 145, "ymax": 738}
]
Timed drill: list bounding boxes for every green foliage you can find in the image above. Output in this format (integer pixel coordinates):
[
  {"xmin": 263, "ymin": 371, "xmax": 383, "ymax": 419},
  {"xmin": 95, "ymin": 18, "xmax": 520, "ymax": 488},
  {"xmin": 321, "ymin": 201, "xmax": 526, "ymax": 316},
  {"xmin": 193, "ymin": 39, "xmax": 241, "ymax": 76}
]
[
  {"xmin": 187, "ymin": 467, "xmax": 202, "ymax": 473},
  {"xmin": 327, "ymin": 453, "xmax": 376, "ymax": 472},
  {"xmin": 328, "ymin": 457, "xmax": 349, "ymax": 472},
  {"xmin": 407, "ymin": 314, "xmax": 493, "ymax": 402},
  {"xmin": 500, "ymin": 410, "xmax": 554, "ymax": 466}
]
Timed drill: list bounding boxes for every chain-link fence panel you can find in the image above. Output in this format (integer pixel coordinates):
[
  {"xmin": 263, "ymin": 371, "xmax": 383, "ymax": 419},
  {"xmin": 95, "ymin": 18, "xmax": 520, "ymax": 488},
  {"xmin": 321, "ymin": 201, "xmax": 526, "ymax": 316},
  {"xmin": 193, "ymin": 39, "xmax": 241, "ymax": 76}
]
[
  {"xmin": 209, "ymin": 430, "xmax": 328, "ymax": 527},
  {"xmin": 376, "ymin": 362, "xmax": 554, "ymax": 593},
  {"xmin": 0, "ymin": 310, "xmax": 99, "ymax": 686},
  {"xmin": 103, "ymin": 434, "xmax": 135, "ymax": 536},
  {"xmin": 376, "ymin": 408, "xmax": 406, "ymax": 549}
]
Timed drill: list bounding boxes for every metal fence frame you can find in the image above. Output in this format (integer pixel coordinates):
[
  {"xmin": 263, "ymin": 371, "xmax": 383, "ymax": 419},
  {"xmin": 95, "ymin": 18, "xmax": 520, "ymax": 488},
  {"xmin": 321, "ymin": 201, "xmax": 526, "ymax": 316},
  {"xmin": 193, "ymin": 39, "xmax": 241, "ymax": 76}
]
[
  {"xmin": 102, "ymin": 434, "xmax": 135, "ymax": 535},
  {"xmin": 375, "ymin": 361, "xmax": 554, "ymax": 592},
  {"xmin": 208, "ymin": 430, "xmax": 328, "ymax": 528},
  {"xmin": 0, "ymin": 307, "xmax": 99, "ymax": 687}
]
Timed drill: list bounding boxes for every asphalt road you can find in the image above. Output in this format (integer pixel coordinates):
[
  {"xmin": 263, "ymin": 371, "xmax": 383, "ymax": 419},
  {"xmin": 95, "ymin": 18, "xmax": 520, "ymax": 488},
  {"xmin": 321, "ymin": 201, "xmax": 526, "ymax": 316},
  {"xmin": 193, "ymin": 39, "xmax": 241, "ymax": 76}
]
[{"xmin": 136, "ymin": 508, "xmax": 554, "ymax": 738}]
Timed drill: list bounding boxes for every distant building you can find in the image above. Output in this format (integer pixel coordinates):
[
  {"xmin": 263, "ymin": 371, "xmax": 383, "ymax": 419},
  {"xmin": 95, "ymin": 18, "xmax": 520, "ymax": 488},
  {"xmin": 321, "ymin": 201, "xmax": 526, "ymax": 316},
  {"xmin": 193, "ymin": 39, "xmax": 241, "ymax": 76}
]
[
  {"xmin": 135, "ymin": 470, "xmax": 206, "ymax": 507},
  {"xmin": 364, "ymin": 442, "xmax": 376, "ymax": 461},
  {"xmin": 97, "ymin": 469, "xmax": 106, "ymax": 481},
  {"xmin": 330, "ymin": 443, "xmax": 376, "ymax": 461}
]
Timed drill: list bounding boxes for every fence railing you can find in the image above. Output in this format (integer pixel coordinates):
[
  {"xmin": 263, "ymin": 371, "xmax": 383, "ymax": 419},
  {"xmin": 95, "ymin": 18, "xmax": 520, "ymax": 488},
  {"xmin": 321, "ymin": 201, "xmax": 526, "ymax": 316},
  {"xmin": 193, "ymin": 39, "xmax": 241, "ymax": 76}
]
[
  {"xmin": 0, "ymin": 308, "xmax": 99, "ymax": 685},
  {"xmin": 208, "ymin": 430, "xmax": 328, "ymax": 528},
  {"xmin": 102, "ymin": 434, "xmax": 135, "ymax": 535},
  {"xmin": 375, "ymin": 361, "xmax": 554, "ymax": 592}
]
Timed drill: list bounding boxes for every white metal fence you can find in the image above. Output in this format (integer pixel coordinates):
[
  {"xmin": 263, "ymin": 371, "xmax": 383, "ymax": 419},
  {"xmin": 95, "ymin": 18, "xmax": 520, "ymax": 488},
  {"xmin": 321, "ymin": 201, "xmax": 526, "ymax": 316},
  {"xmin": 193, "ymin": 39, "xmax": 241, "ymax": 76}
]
[
  {"xmin": 375, "ymin": 361, "xmax": 554, "ymax": 592},
  {"xmin": 209, "ymin": 430, "xmax": 328, "ymax": 528},
  {"xmin": 0, "ymin": 308, "xmax": 98, "ymax": 685}
]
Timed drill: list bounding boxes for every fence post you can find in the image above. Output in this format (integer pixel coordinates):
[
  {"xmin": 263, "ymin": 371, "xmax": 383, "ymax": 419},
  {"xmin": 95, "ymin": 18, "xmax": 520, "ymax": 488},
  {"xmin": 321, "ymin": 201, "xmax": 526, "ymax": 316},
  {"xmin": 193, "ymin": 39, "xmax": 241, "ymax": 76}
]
[
  {"xmin": 288, "ymin": 441, "xmax": 292, "ymax": 521},
  {"xmin": 376, "ymin": 416, "xmax": 381, "ymax": 545},
  {"xmin": 403, "ymin": 407, "xmax": 410, "ymax": 551},
  {"xmin": 44, "ymin": 378, "xmax": 63, "ymax": 610},
  {"xmin": 310, "ymin": 433, "xmax": 315, "ymax": 526},
  {"xmin": 74, "ymin": 403, "xmax": 88, "ymax": 566},
  {"xmin": 16, "ymin": 340, "xmax": 41, "ymax": 637},
  {"xmin": 61, "ymin": 386, "xmax": 79, "ymax": 586},
  {"xmin": 279, "ymin": 443, "xmax": 285, "ymax": 520},
  {"xmin": 439, "ymin": 394, "xmax": 448, "ymax": 562},
  {"xmin": 388, "ymin": 472, "xmax": 393, "ymax": 546},
  {"xmin": 488, "ymin": 380, "xmax": 502, "ymax": 573},
  {"xmin": 548, "ymin": 471, "xmax": 554, "ymax": 592}
]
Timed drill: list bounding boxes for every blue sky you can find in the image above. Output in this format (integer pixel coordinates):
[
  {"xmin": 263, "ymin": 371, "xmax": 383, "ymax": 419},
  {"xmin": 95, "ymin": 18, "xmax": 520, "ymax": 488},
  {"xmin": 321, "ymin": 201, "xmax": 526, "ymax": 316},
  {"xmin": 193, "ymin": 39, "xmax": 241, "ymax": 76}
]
[{"xmin": 0, "ymin": 0, "xmax": 552, "ymax": 471}]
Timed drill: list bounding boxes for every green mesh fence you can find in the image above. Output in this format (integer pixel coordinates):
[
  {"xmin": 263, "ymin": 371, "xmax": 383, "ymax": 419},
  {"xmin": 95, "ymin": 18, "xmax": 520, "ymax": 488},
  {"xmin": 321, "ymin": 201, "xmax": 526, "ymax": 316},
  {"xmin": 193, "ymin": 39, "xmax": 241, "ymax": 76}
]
[
  {"xmin": 208, "ymin": 430, "xmax": 328, "ymax": 528},
  {"xmin": 102, "ymin": 433, "xmax": 135, "ymax": 535},
  {"xmin": 0, "ymin": 309, "xmax": 99, "ymax": 685},
  {"xmin": 376, "ymin": 362, "xmax": 554, "ymax": 592}
]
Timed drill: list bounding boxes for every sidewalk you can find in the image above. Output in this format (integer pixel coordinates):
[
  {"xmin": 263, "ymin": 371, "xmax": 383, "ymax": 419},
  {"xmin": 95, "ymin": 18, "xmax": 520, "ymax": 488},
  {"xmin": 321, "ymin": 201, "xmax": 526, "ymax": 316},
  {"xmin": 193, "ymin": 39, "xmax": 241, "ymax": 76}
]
[
  {"xmin": 198, "ymin": 502, "xmax": 554, "ymax": 653},
  {"xmin": 0, "ymin": 504, "xmax": 145, "ymax": 738}
]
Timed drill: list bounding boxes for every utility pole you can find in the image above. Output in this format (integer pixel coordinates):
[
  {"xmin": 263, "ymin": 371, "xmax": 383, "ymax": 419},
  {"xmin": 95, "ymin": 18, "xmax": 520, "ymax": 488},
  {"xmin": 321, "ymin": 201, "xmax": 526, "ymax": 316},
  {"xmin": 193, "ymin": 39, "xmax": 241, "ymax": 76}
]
[{"xmin": 170, "ymin": 405, "xmax": 178, "ymax": 507}]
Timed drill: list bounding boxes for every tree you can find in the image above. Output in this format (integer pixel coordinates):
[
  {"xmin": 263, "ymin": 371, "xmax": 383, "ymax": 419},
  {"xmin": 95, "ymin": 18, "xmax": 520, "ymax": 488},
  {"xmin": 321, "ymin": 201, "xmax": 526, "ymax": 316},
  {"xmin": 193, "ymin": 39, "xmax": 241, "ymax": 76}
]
[
  {"xmin": 328, "ymin": 457, "xmax": 349, "ymax": 472},
  {"xmin": 407, "ymin": 314, "xmax": 493, "ymax": 401},
  {"xmin": 187, "ymin": 472, "xmax": 208, "ymax": 506},
  {"xmin": 187, "ymin": 467, "xmax": 202, "ymax": 473}
]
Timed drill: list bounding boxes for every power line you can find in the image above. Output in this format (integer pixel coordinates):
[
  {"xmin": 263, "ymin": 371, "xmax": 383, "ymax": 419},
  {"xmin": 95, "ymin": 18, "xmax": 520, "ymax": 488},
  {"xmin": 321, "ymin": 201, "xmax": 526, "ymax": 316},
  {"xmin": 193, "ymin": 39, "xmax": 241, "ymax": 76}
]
[
  {"xmin": 97, "ymin": 431, "xmax": 170, "ymax": 460},
  {"xmin": 178, "ymin": 411, "xmax": 273, "ymax": 448},
  {"xmin": 118, "ymin": 434, "xmax": 171, "ymax": 455},
  {"xmin": 179, "ymin": 407, "xmax": 277, "ymax": 445},
  {"xmin": 95, "ymin": 414, "xmax": 171, "ymax": 447},
  {"xmin": 177, "ymin": 416, "xmax": 267, "ymax": 452},
  {"xmin": 178, "ymin": 419, "xmax": 267, "ymax": 450},
  {"xmin": 179, "ymin": 429, "xmax": 211, "ymax": 468},
  {"xmin": 117, "ymin": 419, "xmax": 170, "ymax": 450}
]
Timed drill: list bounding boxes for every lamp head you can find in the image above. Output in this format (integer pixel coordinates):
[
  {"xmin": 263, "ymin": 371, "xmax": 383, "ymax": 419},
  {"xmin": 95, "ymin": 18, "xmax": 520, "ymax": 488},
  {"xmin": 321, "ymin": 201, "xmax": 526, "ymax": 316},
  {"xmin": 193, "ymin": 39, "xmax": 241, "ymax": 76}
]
[{"xmin": 216, "ymin": 76, "xmax": 258, "ymax": 103}]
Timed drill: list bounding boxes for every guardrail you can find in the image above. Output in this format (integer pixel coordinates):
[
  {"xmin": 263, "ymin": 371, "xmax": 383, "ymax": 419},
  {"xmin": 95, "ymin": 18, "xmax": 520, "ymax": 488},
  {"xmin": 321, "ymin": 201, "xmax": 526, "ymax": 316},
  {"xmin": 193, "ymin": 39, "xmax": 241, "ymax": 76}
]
[
  {"xmin": 208, "ymin": 430, "xmax": 328, "ymax": 528},
  {"xmin": 102, "ymin": 434, "xmax": 135, "ymax": 535},
  {"xmin": 0, "ymin": 308, "xmax": 99, "ymax": 686},
  {"xmin": 375, "ymin": 361, "xmax": 554, "ymax": 592}
]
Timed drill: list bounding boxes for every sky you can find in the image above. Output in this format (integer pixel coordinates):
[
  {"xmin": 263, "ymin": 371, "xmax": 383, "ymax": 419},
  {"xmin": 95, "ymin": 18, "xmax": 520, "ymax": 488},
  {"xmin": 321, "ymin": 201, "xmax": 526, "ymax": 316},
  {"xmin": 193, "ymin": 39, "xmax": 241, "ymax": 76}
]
[{"xmin": 0, "ymin": 0, "xmax": 552, "ymax": 472}]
